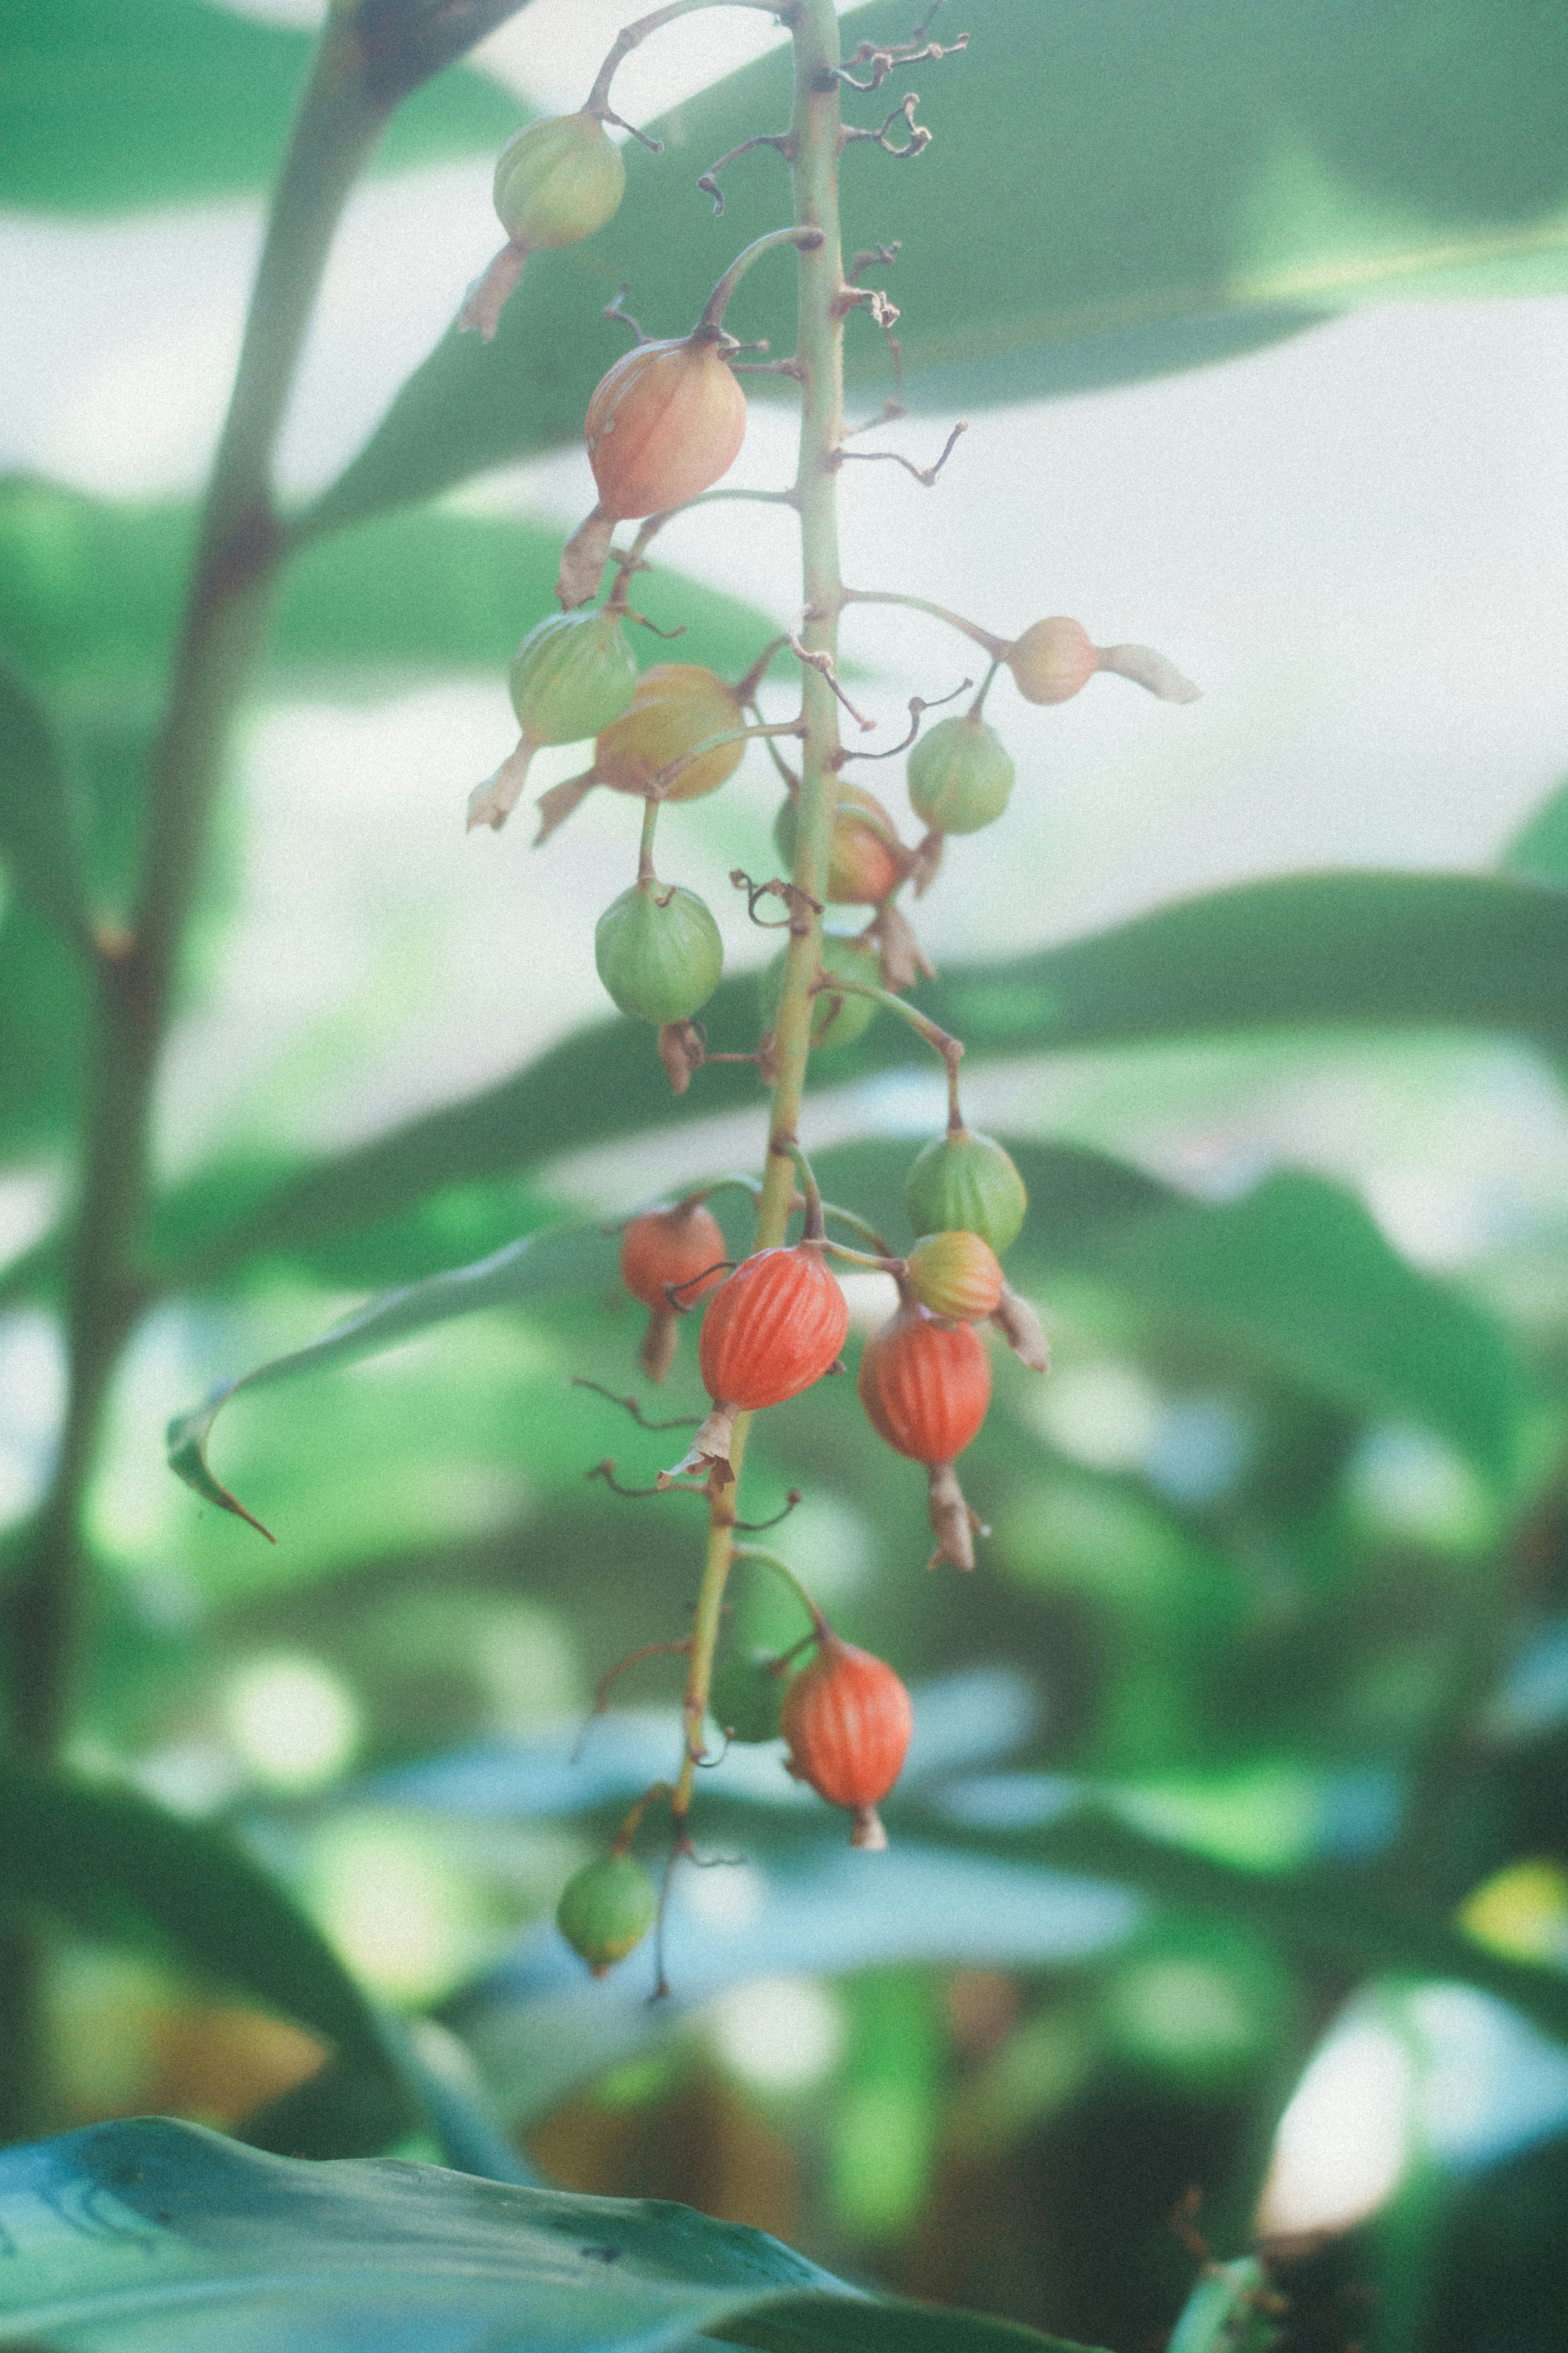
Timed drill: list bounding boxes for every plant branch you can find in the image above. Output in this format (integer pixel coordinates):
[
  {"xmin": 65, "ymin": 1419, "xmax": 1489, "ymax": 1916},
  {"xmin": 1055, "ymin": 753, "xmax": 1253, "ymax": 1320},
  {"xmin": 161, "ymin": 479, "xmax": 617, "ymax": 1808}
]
[
  {"xmin": 841, "ymin": 584, "xmax": 1009, "ymax": 660},
  {"xmin": 814, "ymin": 972, "xmax": 964, "ymax": 1122},
  {"xmin": 0, "ymin": 20, "xmax": 390, "ymax": 1784},
  {"xmin": 585, "ymin": 0, "xmax": 787, "ymax": 143},
  {"xmin": 670, "ymin": 0, "xmax": 847, "ymax": 1867},
  {"xmin": 699, "ymin": 224, "xmax": 826, "ymax": 335}
]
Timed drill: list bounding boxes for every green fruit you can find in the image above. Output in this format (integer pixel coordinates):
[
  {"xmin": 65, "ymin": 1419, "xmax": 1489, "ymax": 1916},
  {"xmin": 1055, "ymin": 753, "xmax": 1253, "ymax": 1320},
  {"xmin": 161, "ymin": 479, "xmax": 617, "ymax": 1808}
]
[
  {"xmin": 493, "ymin": 112, "xmax": 626, "ymax": 250},
  {"xmin": 710, "ymin": 1648, "xmax": 787, "ymax": 1744},
  {"xmin": 760, "ymin": 930, "xmax": 880, "ymax": 1049},
  {"xmin": 508, "ymin": 609, "xmax": 637, "ymax": 747},
  {"xmin": 906, "ymin": 1127, "xmax": 1028, "ymax": 1255},
  {"xmin": 906, "ymin": 714, "xmax": 1014, "ymax": 836},
  {"xmin": 595, "ymin": 881, "xmax": 723, "ymax": 1022},
  {"xmin": 556, "ymin": 1852, "xmax": 657, "ymax": 1974}
]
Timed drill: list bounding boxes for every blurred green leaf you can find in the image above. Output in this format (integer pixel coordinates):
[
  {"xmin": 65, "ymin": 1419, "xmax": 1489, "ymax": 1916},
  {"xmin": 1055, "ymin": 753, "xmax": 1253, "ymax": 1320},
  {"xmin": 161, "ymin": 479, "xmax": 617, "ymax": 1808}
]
[
  {"xmin": 167, "ymin": 1224, "xmax": 613, "ymax": 1537},
  {"xmin": 0, "ymin": 901, "xmax": 88, "ymax": 1163},
  {"xmin": 171, "ymin": 872, "xmax": 1568, "ymax": 1280},
  {"xmin": 1503, "ymin": 777, "xmax": 1568, "ymax": 888},
  {"xmin": 0, "ymin": 658, "xmax": 89, "ymax": 947},
  {"xmin": 0, "ymin": 0, "xmax": 524, "ymax": 214},
  {"xmin": 0, "ymin": 478, "xmax": 780, "ymax": 697},
  {"xmin": 309, "ymin": 0, "xmax": 1568, "ymax": 533},
  {"xmin": 1065, "ymin": 1169, "xmax": 1524, "ymax": 1487},
  {"xmin": 0, "ymin": 2115, "xmax": 1092, "ymax": 2352},
  {"xmin": 0, "ymin": 1764, "xmax": 386, "ymax": 2080}
]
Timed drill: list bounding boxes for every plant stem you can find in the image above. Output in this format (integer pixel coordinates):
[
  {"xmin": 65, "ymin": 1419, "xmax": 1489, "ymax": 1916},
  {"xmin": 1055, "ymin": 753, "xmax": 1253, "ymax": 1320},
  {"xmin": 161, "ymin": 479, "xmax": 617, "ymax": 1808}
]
[
  {"xmin": 842, "ymin": 584, "xmax": 1009, "ymax": 659},
  {"xmin": 699, "ymin": 223, "xmax": 824, "ymax": 333},
  {"xmin": 672, "ymin": 0, "xmax": 844, "ymax": 1852},
  {"xmin": 0, "ymin": 19, "xmax": 386, "ymax": 2138},
  {"xmin": 820, "ymin": 972, "xmax": 965, "ymax": 1121}
]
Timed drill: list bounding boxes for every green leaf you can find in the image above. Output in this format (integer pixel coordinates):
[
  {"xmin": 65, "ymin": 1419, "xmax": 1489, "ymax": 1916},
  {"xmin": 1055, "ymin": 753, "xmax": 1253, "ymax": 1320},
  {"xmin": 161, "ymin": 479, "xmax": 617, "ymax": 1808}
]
[
  {"xmin": 309, "ymin": 0, "xmax": 1568, "ymax": 533},
  {"xmin": 0, "ymin": 2115, "xmax": 1095, "ymax": 2353},
  {"xmin": 0, "ymin": 1764, "xmax": 533, "ymax": 2175},
  {"xmin": 0, "ymin": 478, "xmax": 779, "ymax": 696},
  {"xmin": 0, "ymin": 0, "xmax": 524, "ymax": 215},
  {"xmin": 0, "ymin": 1763, "xmax": 383, "ymax": 2074},
  {"xmin": 0, "ymin": 658, "xmax": 89, "ymax": 946},
  {"xmin": 1060, "ymin": 1168, "xmax": 1525, "ymax": 1488},
  {"xmin": 167, "ymin": 1223, "xmax": 614, "ymax": 1537},
  {"xmin": 1502, "ymin": 776, "xmax": 1568, "ymax": 888},
  {"xmin": 175, "ymin": 871, "xmax": 1568, "ymax": 1280},
  {"xmin": 0, "ymin": 900, "xmax": 89, "ymax": 1163}
]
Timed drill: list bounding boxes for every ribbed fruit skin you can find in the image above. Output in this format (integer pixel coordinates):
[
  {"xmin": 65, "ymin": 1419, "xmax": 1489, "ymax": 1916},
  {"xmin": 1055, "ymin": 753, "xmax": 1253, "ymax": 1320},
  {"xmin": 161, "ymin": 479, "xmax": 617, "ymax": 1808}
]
[
  {"xmin": 905, "ymin": 1229, "xmax": 1004, "ymax": 1321},
  {"xmin": 1007, "ymin": 616, "xmax": 1098, "ymax": 705},
  {"xmin": 586, "ymin": 338, "xmax": 747, "ymax": 521},
  {"xmin": 595, "ymin": 665, "xmax": 742, "ymax": 799},
  {"xmin": 508, "ymin": 609, "xmax": 637, "ymax": 744},
  {"xmin": 760, "ymin": 930, "xmax": 880, "ymax": 1049},
  {"xmin": 858, "ymin": 1306, "xmax": 991, "ymax": 1463},
  {"xmin": 774, "ymin": 782, "xmax": 904, "ymax": 905},
  {"xmin": 699, "ymin": 1245, "xmax": 848, "ymax": 1410},
  {"xmin": 905, "ymin": 1129, "xmax": 1028, "ymax": 1256},
  {"xmin": 595, "ymin": 882, "xmax": 723, "ymax": 1022},
  {"xmin": 556, "ymin": 1852, "xmax": 656, "ymax": 1969},
  {"xmin": 907, "ymin": 714, "xmax": 1015, "ymax": 834},
  {"xmin": 782, "ymin": 1637, "xmax": 913, "ymax": 1810},
  {"xmin": 493, "ymin": 112, "xmax": 626, "ymax": 248},
  {"xmin": 620, "ymin": 1203, "xmax": 726, "ymax": 1311}
]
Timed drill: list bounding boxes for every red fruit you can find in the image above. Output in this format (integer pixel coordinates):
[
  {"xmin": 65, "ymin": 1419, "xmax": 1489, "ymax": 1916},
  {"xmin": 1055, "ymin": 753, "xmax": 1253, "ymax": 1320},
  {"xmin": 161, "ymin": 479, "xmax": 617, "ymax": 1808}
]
[
  {"xmin": 699, "ymin": 1243, "xmax": 848, "ymax": 1411},
  {"xmin": 774, "ymin": 781, "xmax": 908, "ymax": 906},
  {"xmin": 620, "ymin": 1201, "xmax": 727, "ymax": 1382},
  {"xmin": 586, "ymin": 335, "xmax": 747, "ymax": 522},
  {"xmin": 781, "ymin": 1633, "xmax": 913, "ymax": 1849},
  {"xmin": 858, "ymin": 1303, "xmax": 991, "ymax": 1464}
]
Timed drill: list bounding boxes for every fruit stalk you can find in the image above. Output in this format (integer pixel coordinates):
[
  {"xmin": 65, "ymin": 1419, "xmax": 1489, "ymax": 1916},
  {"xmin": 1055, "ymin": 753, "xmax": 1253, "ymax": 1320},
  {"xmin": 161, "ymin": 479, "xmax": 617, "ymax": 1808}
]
[{"xmin": 672, "ymin": 0, "xmax": 847, "ymax": 1841}]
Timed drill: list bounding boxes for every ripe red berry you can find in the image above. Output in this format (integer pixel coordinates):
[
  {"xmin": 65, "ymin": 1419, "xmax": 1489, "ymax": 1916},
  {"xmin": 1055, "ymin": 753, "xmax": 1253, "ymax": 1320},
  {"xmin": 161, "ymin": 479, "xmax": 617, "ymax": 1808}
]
[
  {"xmin": 774, "ymin": 781, "xmax": 908, "ymax": 906},
  {"xmin": 620, "ymin": 1201, "xmax": 726, "ymax": 1381},
  {"xmin": 699, "ymin": 1243, "xmax": 848, "ymax": 1412},
  {"xmin": 857, "ymin": 1302, "xmax": 991, "ymax": 1465},
  {"xmin": 781, "ymin": 1632, "xmax": 913, "ymax": 1849},
  {"xmin": 586, "ymin": 335, "xmax": 747, "ymax": 522}
]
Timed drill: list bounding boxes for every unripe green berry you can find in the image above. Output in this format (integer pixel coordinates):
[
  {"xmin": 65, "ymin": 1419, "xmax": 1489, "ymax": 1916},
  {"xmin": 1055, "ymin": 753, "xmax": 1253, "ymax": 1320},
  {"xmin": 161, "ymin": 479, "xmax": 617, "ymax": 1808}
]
[
  {"xmin": 710, "ymin": 1647, "xmax": 787, "ymax": 1744},
  {"xmin": 556, "ymin": 1851, "xmax": 656, "ymax": 1975},
  {"xmin": 493, "ymin": 112, "xmax": 626, "ymax": 250},
  {"xmin": 760, "ymin": 929, "xmax": 880, "ymax": 1050},
  {"xmin": 595, "ymin": 880, "xmax": 723, "ymax": 1023},
  {"xmin": 508, "ymin": 609, "xmax": 637, "ymax": 747},
  {"xmin": 907, "ymin": 714, "xmax": 1014, "ymax": 836},
  {"xmin": 906, "ymin": 1128, "xmax": 1028, "ymax": 1256}
]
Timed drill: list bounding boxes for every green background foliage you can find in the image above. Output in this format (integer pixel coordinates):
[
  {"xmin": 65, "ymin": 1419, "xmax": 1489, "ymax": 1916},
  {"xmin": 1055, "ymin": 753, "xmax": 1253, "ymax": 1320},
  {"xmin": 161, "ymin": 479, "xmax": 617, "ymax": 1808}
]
[{"xmin": 2, "ymin": 2, "xmax": 1568, "ymax": 2350}]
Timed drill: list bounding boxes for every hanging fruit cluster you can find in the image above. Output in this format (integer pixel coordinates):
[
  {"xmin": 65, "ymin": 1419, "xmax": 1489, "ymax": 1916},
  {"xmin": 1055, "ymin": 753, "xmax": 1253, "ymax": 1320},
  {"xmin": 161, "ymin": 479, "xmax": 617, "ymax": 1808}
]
[{"xmin": 450, "ymin": 8, "xmax": 1198, "ymax": 1989}]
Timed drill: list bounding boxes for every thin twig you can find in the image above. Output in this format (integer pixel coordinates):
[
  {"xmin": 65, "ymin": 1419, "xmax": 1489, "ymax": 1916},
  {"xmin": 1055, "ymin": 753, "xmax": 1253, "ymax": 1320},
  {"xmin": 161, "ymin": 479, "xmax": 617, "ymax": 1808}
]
[
  {"xmin": 831, "ymin": 418, "xmax": 966, "ymax": 487},
  {"xmin": 842, "ymin": 92, "xmax": 933, "ymax": 158},
  {"xmin": 570, "ymin": 1378, "xmax": 700, "ymax": 1432},
  {"xmin": 588, "ymin": 1459, "xmax": 707, "ymax": 1499},
  {"xmin": 733, "ymin": 1489, "xmax": 804, "ymax": 1533},
  {"xmin": 840, "ymin": 676, "xmax": 971, "ymax": 760},
  {"xmin": 697, "ymin": 130, "xmax": 793, "ymax": 215}
]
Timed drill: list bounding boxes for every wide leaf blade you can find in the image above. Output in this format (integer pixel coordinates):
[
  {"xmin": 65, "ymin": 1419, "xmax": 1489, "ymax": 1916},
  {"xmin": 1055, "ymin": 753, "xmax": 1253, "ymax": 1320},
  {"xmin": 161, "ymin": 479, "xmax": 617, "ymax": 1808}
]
[
  {"xmin": 166, "ymin": 1224, "xmax": 613, "ymax": 1536},
  {"xmin": 0, "ymin": 0, "xmax": 524, "ymax": 214},
  {"xmin": 308, "ymin": 0, "xmax": 1568, "ymax": 534},
  {"xmin": 172, "ymin": 871, "xmax": 1568, "ymax": 1279},
  {"xmin": 0, "ymin": 2116, "xmax": 1094, "ymax": 2353}
]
